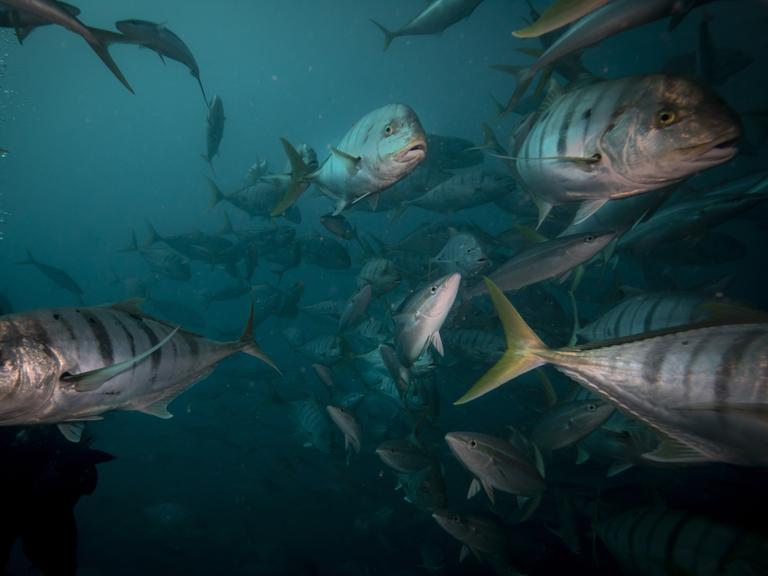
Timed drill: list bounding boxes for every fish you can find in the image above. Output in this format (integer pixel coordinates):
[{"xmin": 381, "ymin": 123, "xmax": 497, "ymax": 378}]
[
  {"xmin": 17, "ymin": 249, "xmax": 84, "ymax": 299},
  {"xmin": 464, "ymin": 232, "xmax": 615, "ymax": 299},
  {"xmin": 338, "ymin": 284, "xmax": 372, "ymax": 333},
  {"xmin": 290, "ymin": 400, "xmax": 334, "ymax": 453},
  {"xmin": 429, "ymin": 233, "xmax": 489, "ymax": 278},
  {"xmin": 114, "ymin": 19, "xmax": 208, "ymax": 104},
  {"xmin": 357, "ymin": 258, "xmax": 401, "ymax": 296},
  {"xmin": 202, "ymin": 95, "xmax": 225, "ymax": 171},
  {"xmin": 319, "ymin": 213, "xmax": 357, "ymax": 241},
  {"xmin": 371, "ymin": 0, "xmax": 485, "ymax": 51},
  {"xmin": 199, "ymin": 282, "xmax": 252, "ymax": 309},
  {"xmin": 512, "ymin": 0, "xmax": 611, "ymax": 38},
  {"xmin": 597, "ymin": 507, "xmax": 768, "ymax": 576},
  {"xmin": 207, "ymin": 178, "xmax": 300, "ymax": 224},
  {"xmin": 122, "ymin": 232, "xmax": 191, "ymax": 282},
  {"xmin": 423, "ymin": 134, "xmax": 484, "ymax": 171},
  {"xmin": 301, "ymin": 335, "xmax": 344, "ymax": 365},
  {"xmin": 143, "ymin": 221, "xmax": 234, "ymax": 262},
  {"xmin": 578, "ymin": 421, "xmax": 659, "ymax": 476},
  {"xmin": 0, "ymin": 0, "xmax": 132, "ymax": 91},
  {"xmin": 376, "ymin": 437, "xmax": 433, "ymax": 473},
  {"xmin": 297, "ymin": 233, "xmax": 351, "ymax": 270},
  {"xmin": 273, "ymin": 104, "xmax": 426, "ymax": 216},
  {"xmin": 395, "ymin": 273, "xmax": 461, "ymax": 367},
  {"xmin": 0, "ymin": 0, "xmax": 79, "ymax": 43},
  {"xmin": 431, "ymin": 512, "xmax": 509, "ymax": 562},
  {"xmin": 0, "ymin": 301, "xmax": 277, "ymax": 440},
  {"xmin": 530, "ymin": 399, "xmax": 615, "ymax": 452},
  {"xmin": 326, "ymin": 405, "xmax": 362, "ymax": 455},
  {"xmin": 456, "ymin": 277, "xmax": 768, "ymax": 466},
  {"xmin": 300, "ymin": 300, "xmax": 347, "ymax": 324},
  {"xmin": 399, "ymin": 170, "xmax": 515, "ymax": 215},
  {"xmin": 508, "ymin": 75, "xmax": 740, "ymax": 227},
  {"xmin": 444, "ymin": 431, "xmax": 546, "ymax": 505},
  {"xmin": 395, "ymin": 464, "xmax": 447, "ymax": 511},
  {"xmin": 441, "ymin": 329, "xmax": 505, "ymax": 364}
]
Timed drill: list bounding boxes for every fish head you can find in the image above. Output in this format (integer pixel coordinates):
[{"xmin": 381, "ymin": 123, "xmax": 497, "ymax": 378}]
[
  {"xmin": 603, "ymin": 76, "xmax": 740, "ymax": 186},
  {"xmin": 416, "ymin": 273, "xmax": 462, "ymax": 321},
  {"xmin": 366, "ymin": 104, "xmax": 427, "ymax": 185},
  {"xmin": 564, "ymin": 399, "xmax": 615, "ymax": 434},
  {"xmin": 444, "ymin": 431, "xmax": 493, "ymax": 472},
  {"xmin": 564, "ymin": 231, "xmax": 616, "ymax": 260},
  {"xmin": 0, "ymin": 337, "xmax": 58, "ymax": 417},
  {"xmin": 115, "ymin": 19, "xmax": 157, "ymax": 37}
]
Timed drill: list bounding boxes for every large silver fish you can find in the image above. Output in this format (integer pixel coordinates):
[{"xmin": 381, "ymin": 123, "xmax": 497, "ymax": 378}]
[
  {"xmin": 510, "ymin": 75, "xmax": 740, "ymax": 226},
  {"xmin": 457, "ymin": 278, "xmax": 768, "ymax": 466},
  {"xmin": 371, "ymin": 0, "xmax": 484, "ymax": 51},
  {"xmin": 0, "ymin": 301, "xmax": 276, "ymax": 440},
  {"xmin": 273, "ymin": 104, "xmax": 426, "ymax": 215}
]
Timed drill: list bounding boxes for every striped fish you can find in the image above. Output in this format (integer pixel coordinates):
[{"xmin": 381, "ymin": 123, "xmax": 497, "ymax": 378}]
[
  {"xmin": 511, "ymin": 75, "xmax": 740, "ymax": 226},
  {"xmin": 456, "ymin": 278, "xmax": 768, "ymax": 466},
  {"xmin": 357, "ymin": 258, "xmax": 401, "ymax": 296},
  {"xmin": 598, "ymin": 507, "xmax": 768, "ymax": 576},
  {"xmin": 402, "ymin": 170, "xmax": 514, "ymax": 214},
  {"xmin": 291, "ymin": 399, "xmax": 334, "ymax": 453},
  {"xmin": 442, "ymin": 329, "xmax": 505, "ymax": 364},
  {"xmin": 0, "ymin": 301, "xmax": 277, "ymax": 440}
]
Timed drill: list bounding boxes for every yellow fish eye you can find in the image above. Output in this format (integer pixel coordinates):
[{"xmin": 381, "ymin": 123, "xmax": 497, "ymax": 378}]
[
  {"xmin": 657, "ymin": 109, "xmax": 676, "ymax": 126},
  {"xmin": 384, "ymin": 124, "xmax": 394, "ymax": 136}
]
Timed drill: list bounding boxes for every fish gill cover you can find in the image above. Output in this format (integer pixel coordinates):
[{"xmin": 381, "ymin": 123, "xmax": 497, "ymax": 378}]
[{"xmin": 0, "ymin": 1, "xmax": 768, "ymax": 575}]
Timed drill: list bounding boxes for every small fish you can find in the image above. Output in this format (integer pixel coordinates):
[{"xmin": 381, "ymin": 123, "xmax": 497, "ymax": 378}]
[
  {"xmin": 400, "ymin": 170, "xmax": 515, "ymax": 215},
  {"xmin": 17, "ymin": 249, "xmax": 84, "ymax": 298},
  {"xmin": 122, "ymin": 232, "xmax": 191, "ymax": 282},
  {"xmin": 326, "ymin": 405, "xmax": 362, "ymax": 455},
  {"xmin": 371, "ymin": 0, "xmax": 485, "ymax": 51},
  {"xmin": 430, "ymin": 233, "xmax": 489, "ymax": 278},
  {"xmin": 357, "ymin": 258, "xmax": 401, "ymax": 296},
  {"xmin": 338, "ymin": 284, "xmax": 372, "ymax": 333},
  {"xmin": 301, "ymin": 335, "xmax": 344, "ymax": 365},
  {"xmin": 320, "ymin": 213, "xmax": 357, "ymax": 241},
  {"xmin": 432, "ymin": 511, "xmax": 509, "ymax": 562},
  {"xmin": 291, "ymin": 400, "xmax": 334, "ymax": 453},
  {"xmin": 530, "ymin": 399, "xmax": 615, "ymax": 452},
  {"xmin": 376, "ymin": 437, "xmax": 433, "ymax": 473},
  {"xmin": 202, "ymin": 95, "xmax": 225, "ymax": 171}
]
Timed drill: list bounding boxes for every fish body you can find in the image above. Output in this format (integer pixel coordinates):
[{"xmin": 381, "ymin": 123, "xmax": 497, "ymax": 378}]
[
  {"xmin": 139, "ymin": 245, "xmax": 191, "ymax": 281},
  {"xmin": 320, "ymin": 213, "xmax": 357, "ymax": 240},
  {"xmin": 395, "ymin": 464, "xmax": 447, "ymax": 511},
  {"xmin": 338, "ymin": 285, "xmax": 372, "ymax": 332},
  {"xmin": 512, "ymin": 75, "xmax": 740, "ymax": 226},
  {"xmin": 395, "ymin": 273, "xmax": 461, "ymax": 367},
  {"xmin": 530, "ymin": 399, "xmax": 615, "ymax": 451},
  {"xmin": 0, "ymin": 0, "xmax": 79, "ymax": 42},
  {"xmin": 17, "ymin": 250, "xmax": 84, "ymax": 297},
  {"xmin": 405, "ymin": 170, "xmax": 514, "ymax": 214},
  {"xmin": 424, "ymin": 134, "xmax": 484, "ymax": 171},
  {"xmin": 275, "ymin": 104, "xmax": 426, "ymax": 215},
  {"xmin": 430, "ymin": 233, "xmax": 489, "ymax": 278},
  {"xmin": 512, "ymin": 0, "xmax": 610, "ymax": 38},
  {"xmin": 431, "ymin": 511, "xmax": 509, "ymax": 559},
  {"xmin": 458, "ymin": 278, "xmax": 768, "ymax": 466},
  {"xmin": 208, "ymin": 178, "xmax": 302, "ymax": 223},
  {"xmin": 326, "ymin": 405, "xmax": 362, "ymax": 453},
  {"xmin": 291, "ymin": 400, "xmax": 334, "ymax": 453},
  {"xmin": 298, "ymin": 233, "xmax": 351, "ymax": 269},
  {"xmin": 301, "ymin": 335, "xmax": 344, "ymax": 365},
  {"xmin": 357, "ymin": 258, "xmax": 401, "ymax": 296},
  {"xmin": 376, "ymin": 437, "xmax": 432, "ymax": 473},
  {"xmin": 442, "ymin": 329, "xmax": 505, "ymax": 364},
  {"xmin": 202, "ymin": 95, "xmax": 224, "ymax": 168},
  {"xmin": 0, "ymin": 303, "xmax": 275, "ymax": 428},
  {"xmin": 371, "ymin": 0, "xmax": 484, "ymax": 50}
]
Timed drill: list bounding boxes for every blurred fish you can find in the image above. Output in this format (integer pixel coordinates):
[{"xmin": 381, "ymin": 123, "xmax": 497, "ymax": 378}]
[
  {"xmin": 399, "ymin": 171, "xmax": 514, "ymax": 215},
  {"xmin": 530, "ymin": 399, "xmax": 614, "ymax": 452},
  {"xmin": 143, "ymin": 221, "xmax": 233, "ymax": 262},
  {"xmin": 424, "ymin": 134, "xmax": 484, "ymax": 171},
  {"xmin": 465, "ymin": 232, "xmax": 614, "ymax": 299},
  {"xmin": 301, "ymin": 335, "xmax": 344, "ymax": 365},
  {"xmin": 274, "ymin": 104, "xmax": 426, "ymax": 215},
  {"xmin": 579, "ymin": 421, "xmax": 659, "ymax": 476},
  {"xmin": 431, "ymin": 511, "xmax": 509, "ymax": 563},
  {"xmin": 0, "ymin": 302, "xmax": 277, "ymax": 440},
  {"xmin": 509, "ymin": 75, "xmax": 740, "ymax": 227},
  {"xmin": 208, "ymin": 178, "xmax": 302, "ymax": 224},
  {"xmin": 290, "ymin": 400, "xmax": 334, "ymax": 453},
  {"xmin": 0, "ymin": 0, "xmax": 79, "ymax": 43},
  {"xmin": 326, "ymin": 405, "xmax": 362, "ymax": 455},
  {"xmin": 298, "ymin": 232, "xmax": 351, "ymax": 269},
  {"xmin": 371, "ymin": 0, "xmax": 484, "ymax": 51},
  {"xmin": 357, "ymin": 258, "xmax": 401, "ymax": 296},
  {"xmin": 123, "ymin": 232, "xmax": 191, "ymax": 282},
  {"xmin": 395, "ymin": 464, "xmax": 446, "ymax": 511},
  {"xmin": 598, "ymin": 507, "xmax": 768, "ymax": 576},
  {"xmin": 282, "ymin": 327, "xmax": 306, "ymax": 349},
  {"xmin": 395, "ymin": 273, "xmax": 461, "ymax": 367},
  {"xmin": 458, "ymin": 277, "xmax": 768, "ymax": 466},
  {"xmin": 376, "ymin": 437, "xmax": 433, "ymax": 473},
  {"xmin": 199, "ymin": 282, "xmax": 252, "ymax": 308},
  {"xmin": 17, "ymin": 249, "xmax": 84, "ymax": 299},
  {"xmin": 442, "ymin": 329, "xmax": 505, "ymax": 364},
  {"xmin": 301, "ymin": 299, "xmax": 346, "ymax": 324},
  {"xmin": 338, "ymin": 284, "xmax": 372, "ymax": 332},
  {"xmin": 311, "ymin": 363, "xmax": 334, "ymax": 394},
  {"xmin": 202, "ymin": 94, "xmax": 224, "ymax": 171},
  {"xmin": 430, "ymin": 233, "xmax": 489, "ymax": 278},
  {"xmin": 320, "ymin": 213, "xmax": 357, "ymax": 241},
  {"xmin": 114, "ymin": 19, "xmax": 208, "ymax": 104},
  {"xmin": 512, "ymin": 0, "xmax": 610, "ymax": 38},
  {"xmin": 648, "ymin": 231, "xmax": 747, "ymax": 267},
  {"xmin": 0, "ymin": 0, "xmax": 132, "ymax": 91}
]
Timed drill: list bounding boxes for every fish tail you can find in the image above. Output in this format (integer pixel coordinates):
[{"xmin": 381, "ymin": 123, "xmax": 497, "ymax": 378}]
[
  {"xmin": 568, "ymin": 291, "xmax": 581, "ymax": 347},
  {"xmin": 144, "ymin": 221, "xmax": 161, "ymax": 248},
  {"xmin": 200, "ymin": 153, "xmax": 217, "ymax": 176},
  {"xmin": 86, "ymin": 27, "xmax": 134, "ymax": 94},
  {"xmin": 238, "ymin": 302, "xmax": 282, "ymax": 375},
  {"xmin": 206, "ymin": 177, "xmax": 226, "ymax": 211},
  {"xmin": 118, "ymin": 231, "xmax": 138, "ymax": 252},
  {"xmin": 370, "ymin": 20, "xmax": 395, "ymax": 51},
  {"xmin": 454, "ymin": 277, "xmax": 549, "ymax": 404},
  {"xmin": 216, "ymin": 211, "xmax": 235, "ymax": 236},
  {"xmin": 271, "ymin": 138, "xmax": 311, "ymax": 217}
]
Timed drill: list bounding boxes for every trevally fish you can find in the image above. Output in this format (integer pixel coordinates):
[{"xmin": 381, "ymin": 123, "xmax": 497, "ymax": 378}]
[
  {"xmin": 122, "ymin": 232, "xmax": 191, "ymax": 282},
  {"xmin": 457, "ymin": 278, "xmax": 768, "ymax": 467},
  {"xmin": 424, "ymin": 134, "xmax": 484, "ymax": 171},
  {"xmin": 357, "ymin": 258, "xmax": 401, "ymax": 296},
  {"xmin": 326, "ymin": 405, "xmax": 362, "ymax": 455},
  {"xmin": 509, "ymin": 75, "xmax": 740, "ymax": 226},
  {"xmin": 17, "ymin": 249, "xmax": 84, "ymax": 299},
  {"xmin": 207, "ymin": 178, "xmax": 302, "ymax": 224},
  {"xmin": 464, "ymin": 232, "xmax": 614, "ymax": 299},
  {"xmin": 376, "ymin": 437, "xmax": 433, "ymax": 473},
  {"xmin": 530, "ymin": 399, "xmax": 614, "ymax": 452},
  {"xmin": 0, "ymin": 0, "xmax": 79, "ymax": 43},
  {"xmin": 429, "ymin": 233, "xmax": 489, "ymax": 278},
  {"xmin": 395, "ymin": 273, "xmax": 461, "ymax": 367},
  {"xmin": 371, "ymin": 0, "xmax": 484, "ymax": 51},
  {"xmin": 0, "ymin": 0, "xmax": 132, "ymax": 92},
  {"xmin": 0, "ymin": 302, "xmax": 276, "ymax": 440},
  {"xmin": 290, "ymin": 400, "xmax": 334, "ymax": 453},
  {"xmin": 273, "ymin": 104, "xmax": 426, "ymax": 215},
  {"xmin": 300, "ymin": 335, "xmax": 344, "ymax": 365},
  {"xmin": 399, "ymin": 170, "xmax": 514, "ymax": 215},
  {"xmin": 202, "ymin": 94, "xmax": 224, "ymax": 171},
  {"xmin": 431, "ymin": 512, "xmax": 509, "ymax": 562},
  {"xmin": 115, "ymin": 20, "xmax": 209, "ymax": 104},
  {"xmin": 338, "ymin": 284, "xmax": 372, "ymax": 333}
]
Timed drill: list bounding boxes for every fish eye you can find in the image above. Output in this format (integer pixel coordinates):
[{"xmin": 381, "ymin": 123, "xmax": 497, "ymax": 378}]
[
  {"xmin": 620, "ymin": 430, "xmax": 631, "ymax": 439},
  {"xmin": 585, "ymin": 235, "xmax": 595, "ymax": 243},
  {"xmin": 384, "ymin": 124, "xmax": 394, "ymax": 136},
  {"xmin": 469, "ymin": 439, "xmax": 478, "ymax": 448},
  {"xmin": 587, "ymin": 403, "xmax": 597, "ymax": 412},
  {"xmin": 430, "ymin": 285, "xmax": 437, "ymax": 294},
  {"xmin": 657, "ymin": 109, "xmax": 676, "ymax": 127}
]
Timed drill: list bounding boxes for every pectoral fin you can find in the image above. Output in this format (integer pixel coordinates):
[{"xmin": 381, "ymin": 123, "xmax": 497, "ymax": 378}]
[
  {"xmin": 572, "ymin": 198, "xmax": 609, "ymax": 226},
  {"xmin": 331, "ymin": 147, "xmax": 361, "ymax": 174},
  {"xmin": 139, "ymin": 399, "xmax": 173, "ymax": 419},
  {"xmin": 57, "ymin": 422, "xmax": 85, "ymax": 443},
  {"xmin": 467, "ymin": 478, "xmax": 481, "ymax": 499},
  {"xmin": 62, "ymin": 326, "xmax": 179, "ymax": 392},
  {"xmin": 641, "ymin": 434, "xmax": 712, "ymax": 464},
  {"xmin": 429, "ymin": 331, "xmax": 444, "ymax": 356}
]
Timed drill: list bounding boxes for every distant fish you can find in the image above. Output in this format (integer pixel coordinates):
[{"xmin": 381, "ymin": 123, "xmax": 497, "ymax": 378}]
[
  {"xmin": 121, "ymin": 231, "xmax": 191, "ymax": 282},
  {"xmin": 430, "ymin": 233, "xmax": 489, "ymax": 278},
  {"xmin": 298, "ymin": 232, "xmax": 351, "ymax": 270},
  {"xmin": 357, "ymin": 258, "xmax": 401, "ymax": 296},
  {"xmin": 432, "ymin": 511, "xmax": 510, "ymax": 564},
  {"xmin": 114, "ymin": 19, "xmax": 209, "ymax": 104},
  {"xmin": 0, "ymin": 0, "xmax": 80, "ymax": 43},
  {"xmin": 17, "ymin": 249, "xmax": 84, "ymax": 299},
  {"xmin": 530, "ymin": 399, "xmax": 614, "ymax": 452},
  {"xmin": 0, "ymin": 301, "xmax": 277, "ymax": 440},
  {"xmin": 273, "ymin": 104, "xmax": 426, "ymax": 216},
  {"xmin": 376, "ymin": 437, "xmax": 433, "ymax": 473},
  {"xmin": 0, "ymin": 0, "xmax": 133, "ymax": 92},
  {"xmin": 202, "ymin": 94, "xmax": 225, "ymax": 172},
  {"xmin": 338, "ymin": 284, "xmax": 372, "ymax": 333},
  {"xmin": 291, "ymin": 399, "xmax": 334, "ymax": 453},
  {"xmin": 371, "ymin": 0, "xmax": 484, "ymax": 51},
  {"xmin": 207, "ymin": 177, "xmax": 302, "ymax": 224},
  {"xmin": 320, "ymin": 213, "xmax": 357, "ymax": 241},
  {"xmin": 326, "ymin": 405, "xmax": 362, "ymax": 456}
]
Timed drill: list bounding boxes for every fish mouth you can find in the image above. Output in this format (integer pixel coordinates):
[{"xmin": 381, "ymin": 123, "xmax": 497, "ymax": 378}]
[
  {"xmin": 681, "ymin": 129, "xmax": 740, "ymax": 163},
  {"xmin": 397, "ymin": 139, "xmax": 427, "ymax": 163}
]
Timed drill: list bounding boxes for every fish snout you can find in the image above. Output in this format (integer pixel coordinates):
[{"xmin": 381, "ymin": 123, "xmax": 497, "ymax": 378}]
[{"xmin": 397, "ymin": 138, "xmax": 428, "ymax": 164}]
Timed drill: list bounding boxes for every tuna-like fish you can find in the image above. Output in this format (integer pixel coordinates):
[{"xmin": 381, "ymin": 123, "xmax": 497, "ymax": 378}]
[
  {"xmin": 115, "ymin": 19, "xmax": 208, "ymax": 104},
  {"xmin": 395, "ymin": 273, "xmax": 461, "ymax": 367},
  {"xmin": 371, "ymin": 0, "xmax": 484, "ymax": 51},
  {"xmin": 0, "ymin": 302, "xmax": 276, "ymax": 440},
  {"xmin": 0, "ymin": 0, "xmax": 79, "ymax": 43},
  {"xmin": 202, "ymin": 95, "xmax": 224, "ymax": 171},
  {"xmin": 457, "ymin": 277, "xmax": 768, "ymax": 466},
  {"xmin": 273, "ymin": 104, "xmax": 426, "ymax": 215},
  {"xmin": 0, "ymin": 0, "xmax": 132, "ymax": 92},
  {"xmin": 208, "ymin": 178, "xmax": 302, "ymax": 224},
  {"xmin": 510, "ymin": 75, "xmax": 740, "ymax": 226},
  {"xmin": 512, "ymin": 0, "xmax": 610, "ymax": 38},
  {"xmin": 400, "ymin": 170, "xmax": 514, "ymax": 215},
  {"xmin": 530, "ymin": 399, "xmax": 615, "ymax": 451},
  {"xmin": 17, "ymin": 250, "xmax": 84, "ymax": 299}
]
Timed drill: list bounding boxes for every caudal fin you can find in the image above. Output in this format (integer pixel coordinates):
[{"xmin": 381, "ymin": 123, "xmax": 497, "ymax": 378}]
[
  {"xmin": 119, "ymin": 231, "xmax": 138, "ymax": 253},
  {"xmin": 87, "ymin": 27, "xmax": 134, "ymax": 94},
  {"xmin": 370, "ymin": 20, "xmax": 396, "ymax": 51},
  {"xmin": 271, "ymin": 138, "xmax": 311, "ymax": 217},
  {"xmin": 454, "ymin": 277, "xmax": 549, "ymax": 404},
  {"xmin": 239, "ymin": 303, "xmax": 282, "ymax": 375},
  {"xmin": 206, "ymin": 177, "xmax": 226, "ymax": 211},
  {"xmin": 144, "ymin": 221, "xmax": 161, "ymax": 248}
]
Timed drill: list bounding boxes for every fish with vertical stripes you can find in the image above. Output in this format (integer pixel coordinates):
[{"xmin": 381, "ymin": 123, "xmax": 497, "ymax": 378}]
[
  {"xmin": 0, "ymin": 301, "xmax": 278, "ymax": 440},
  {"xmin": 456, "ymin": 277, "xmax": 768, "ymax": 466}
]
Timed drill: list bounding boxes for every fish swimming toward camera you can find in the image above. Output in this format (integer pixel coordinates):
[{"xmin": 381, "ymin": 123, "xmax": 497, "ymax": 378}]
[
  {"xmin": 114, "ymin": 19, "xmax": 209, "ymax": 104},
  {"xmin": 202, "ymin": 94, "xmax": 225, "ymax": 171},
  {"xmin": 0, "ymin": 302, "xmax": 277, "ymax": 441},
  {"xmin": 272, "ymin": 104, "xmax": 427, "ymax": 216},
  {"xmin": 457, "ymin": 277, "xmax": 768, "ymax": 467},
  {"xmin": 508, "ymin": 75, "xmax": 740, "ymax": 227}
]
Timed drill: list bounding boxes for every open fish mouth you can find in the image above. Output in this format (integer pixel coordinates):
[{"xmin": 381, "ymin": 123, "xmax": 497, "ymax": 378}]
[
  {"xmin": 681, "ymin": 129, "xmax": 740, "ymax": 163},
  {"xmin": 397, "ymin": 139, "xmax": 427, "ymax": 163}
]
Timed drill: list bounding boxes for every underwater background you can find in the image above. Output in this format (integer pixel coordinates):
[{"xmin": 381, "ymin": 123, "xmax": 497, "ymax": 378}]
[{"xmin": 2, "ymin": 1, "xmax": 768, "ymax": 575}]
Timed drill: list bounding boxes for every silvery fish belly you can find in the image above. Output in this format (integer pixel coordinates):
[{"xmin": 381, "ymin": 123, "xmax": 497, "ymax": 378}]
[
  {"xmin": 314, "ymin": 103, "xmax": 427, "ymax": 213},
  {"xmin": 514, "ymin": 75, "xmax": 740, "ymax": 222},
  {"xmin": 0, "ymin": 303, "xmax": 270, "ymax": 427}
]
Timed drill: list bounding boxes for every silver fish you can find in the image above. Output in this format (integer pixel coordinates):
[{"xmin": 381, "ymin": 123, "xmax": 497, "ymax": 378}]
[
  {"xmin": 530, "ymin": 399, "xmax": 615, "ymax": 451},
  {"xmin": 326, "ymin": 405, "xmax": 362, "ymax": 454},
  {"xmin": 430, "ymin": 233, "xmax": 489, "ymax": 278},
  {"xmin": 338, "ymin": 284, "xmax": 372, "ymax": 333},
  {"xmin": 17, "ymin": 249, "xmax": 84, "ymax": 298},
  {"xmin": 202, "ymin": 95, "xmax": 224, "ymax": 170},
  {"xmin": 401, "ymin": 170, "xmax": 514, "ymax": 214}
]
